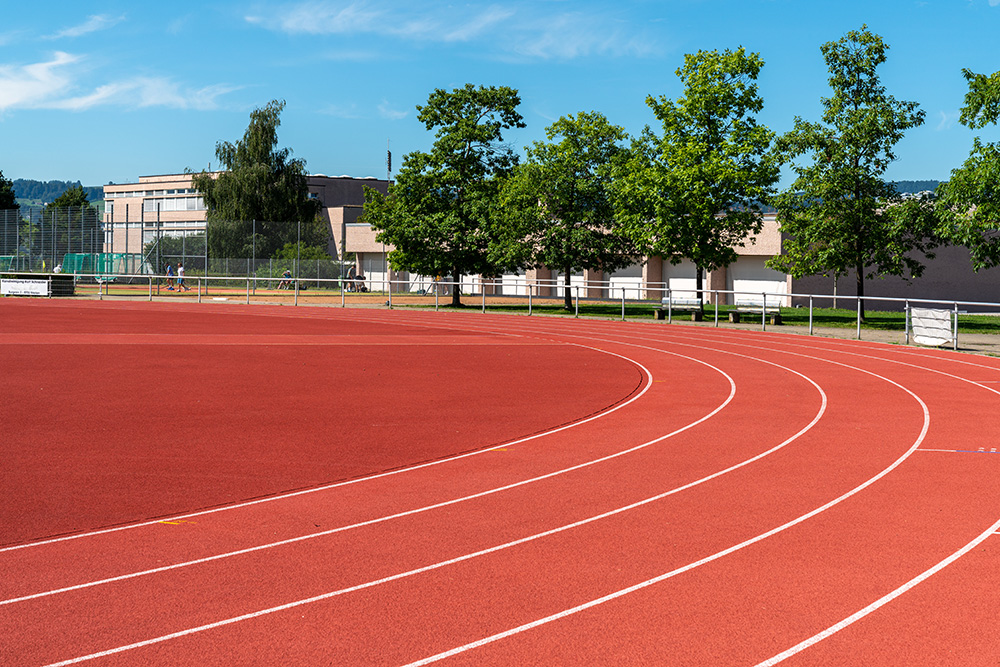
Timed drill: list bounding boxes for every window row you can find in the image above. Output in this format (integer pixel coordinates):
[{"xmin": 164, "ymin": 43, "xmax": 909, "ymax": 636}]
[{"xmin": 141, "ymin": 197, "xmax": 206, "ymax": 212}]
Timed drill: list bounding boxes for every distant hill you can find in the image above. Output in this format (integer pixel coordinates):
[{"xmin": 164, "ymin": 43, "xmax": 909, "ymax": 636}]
[
  {"xmin": 12, "ymin": 179, "xmax": 104, "ymax": 205},
  {"xmin": 891, "ymin": 180, "xmax": 940, "ymax": 194}
]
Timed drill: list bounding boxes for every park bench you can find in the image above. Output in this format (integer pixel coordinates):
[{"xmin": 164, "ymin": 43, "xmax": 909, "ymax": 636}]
[
  {"xmin": 729, "ymin": 299, "xmax": 783, "ymax": 325},
  {"xmin": 655, "ymin": 296, "xmax": 705, "ymax": 321}
]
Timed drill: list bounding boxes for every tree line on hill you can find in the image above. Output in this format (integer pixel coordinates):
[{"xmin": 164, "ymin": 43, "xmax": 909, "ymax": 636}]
[{"xmin": 6, "ymin": 179, "xmax": 103, "ymax": 205}]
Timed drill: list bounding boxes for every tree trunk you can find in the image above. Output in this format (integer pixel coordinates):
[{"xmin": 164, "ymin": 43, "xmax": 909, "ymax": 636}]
[
  {"xmin": 450, "ymin": 266, "xmax": 462, "ymax": 307},
  {"xmin": 563, "ymin": 267, "xmax": 573, "ymax": 310},
  {"xmin": 695, "ymin": 265, "xmax": 705, "ymax": 311}
]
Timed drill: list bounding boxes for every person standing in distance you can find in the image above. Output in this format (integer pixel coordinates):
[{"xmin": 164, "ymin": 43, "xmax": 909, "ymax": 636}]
[{"xmin": 177, "ymin": 262, "xmax": 190, "ymax": 291}]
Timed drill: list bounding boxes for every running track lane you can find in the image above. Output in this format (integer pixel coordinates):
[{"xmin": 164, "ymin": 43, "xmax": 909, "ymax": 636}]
[{"xmin": 2, "ymin": 305, "xmax": 999, "ymax": 665}]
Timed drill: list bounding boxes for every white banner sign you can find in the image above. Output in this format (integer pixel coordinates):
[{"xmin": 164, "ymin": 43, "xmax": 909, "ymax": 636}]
[
  {"xmin": 1, "ymin": 279, "xmax": 50, "ymax": 297},
  {"xmin": 910, "ymin": 307, "xmax": 952, "ymax": 347}
]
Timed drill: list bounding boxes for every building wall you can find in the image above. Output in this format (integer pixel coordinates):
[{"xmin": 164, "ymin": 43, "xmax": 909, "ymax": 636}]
[
  {"xmin": 791, "ymin": 245, "xmax": 1000, "ymax": 311},
  {"xmin": 104, "ymin": 173, "xmax": 391, "ymax": 261}
]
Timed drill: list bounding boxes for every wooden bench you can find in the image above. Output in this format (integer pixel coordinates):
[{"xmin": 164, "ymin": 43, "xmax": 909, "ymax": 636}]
[
  {"xmin": 729, "ymin": 299, "xmax": 782, "ymax": 325},
  {"xmin": 655, "ymin": 297, "xmax": 704, "ymax": 321}
]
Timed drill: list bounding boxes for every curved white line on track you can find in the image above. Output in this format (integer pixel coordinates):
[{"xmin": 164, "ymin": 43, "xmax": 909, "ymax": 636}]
[
  {"xmin": 3, "ymin": 345, "xmax": 738, "ymax": 605},
  {"xmin": 1, "ymin": 339, "xmax": 655, "ymax": 554},
  {"xmin": 41, "ymin": 353, "xmax": 826, "ymax": 666},
  {"xmin": 755, "ymin": 516, "xmax": 1000, "ymax": 666},
  {"xmin": 402, "ymin": 367, "xmax": 931, "ymax": 667}
]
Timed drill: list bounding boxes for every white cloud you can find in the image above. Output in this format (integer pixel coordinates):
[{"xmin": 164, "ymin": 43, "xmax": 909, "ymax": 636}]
[
  {"xmin": 245, "ymin": 1, "xmax": 657, "ymax": 60},
  {"xmin": 0, "ymin": 53, "xmax": 238, "ymax": 112},
  {"xmin": 377, "ymin": 99, "xmax": 408, "ymax": 120},
  {"xmin": 0, "ymin": 52, "xmax": 79, "ymax": 111},
  {"xmin": 936, "ymin": 110, "xmax": 960, "ymax": 131},
  {"xmin": 49, "ymin": 79, "xmax": 241, "ymax": 111},
  {"xmin": 46, "ymin": 14, "xmax": 126, "ymax": 40}
]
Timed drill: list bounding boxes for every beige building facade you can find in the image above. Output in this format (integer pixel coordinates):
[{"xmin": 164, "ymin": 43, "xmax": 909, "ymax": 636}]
[{"xmin": 103, "ymin": 173, "xmax": 390, "ymax": 259}]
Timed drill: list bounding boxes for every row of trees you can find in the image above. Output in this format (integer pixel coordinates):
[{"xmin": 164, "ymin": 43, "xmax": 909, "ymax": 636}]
[{"xmin": 362, "ymin": 26, "xmax": 1000, "ymax": 314}]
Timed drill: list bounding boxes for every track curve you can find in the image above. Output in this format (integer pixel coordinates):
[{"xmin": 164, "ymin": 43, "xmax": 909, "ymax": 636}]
[{"xmin": 2, "ymin": 302, "xmax": 998, "ymax": 666}]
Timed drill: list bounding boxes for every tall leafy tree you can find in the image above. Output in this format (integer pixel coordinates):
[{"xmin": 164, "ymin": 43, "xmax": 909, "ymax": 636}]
[
  {"xmin": 500, "ymin": 112, "xmax": 635, "ymax": 309},
  {"xmin": 40, "ymin": 185, "xmax": 101, "ymax": 257},
  {"xmin": 192, "ymin": 99, "xmax": 323, "ymax": 260},
  {"xmin": 0, "ymin": 170, "xmax": 16, "ymax": 209},
  {"xmin": 615, "ymin": 47, "xmax": 778, "ymax": 303},
  {"xmin": 767, "ymin": 26, "xmax": 933, "ymax": 318},
  {"xmin": 0, "ymin": 171, "xmax": 19, "ymax": 255},
  {"xmin": 936, "ymin": 69, "xmax": 1000, "ymax": 269},
  {"xmin": 362, "ymin": 84, "xmax": 525, "ymax": 307}
]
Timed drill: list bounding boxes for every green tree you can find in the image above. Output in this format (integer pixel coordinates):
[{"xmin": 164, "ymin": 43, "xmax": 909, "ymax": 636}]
[
  {"xmin": 615, "ymin": 47, "xmax": 778, "ymax": 303},
  {"xmin": 41, "ymin": 184, "xmax": 101, "ymax": 257},
  {"xmin": 362, "ymin": 84, "xmax": 525, "ymax": 307},
  {"xmin": 49, "ymin": 185, "xmax": 91, "ymax": 208},
  {"xmin": 192, "ymin": 99, "xmax": 323, "ymax": 259},
  {"xmin": 936, "ymin": 69, "xmax": 1000, "ymax": 269},
  {"xmin": 767, "ymin": 26, "xmax": 933, "ymax": 318},
  {"xmin": 0, "ymin": 170, "xmax": 16, "ymax": 209},
  {"xmin": 273, "ymin": 242, "xmax": 332, "ymax": 261},
  {"xmin": 500, "ymin": 112, "xmax": 635, "ymax": 309}
]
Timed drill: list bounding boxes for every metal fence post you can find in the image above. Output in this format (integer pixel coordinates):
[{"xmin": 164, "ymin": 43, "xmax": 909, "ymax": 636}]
[
  {"xmin": 809, "ymin": 296, "xmax": 814, "ymax": 335},
  {"xmin": 857, "ymin": 298, "xmax": 862, "ymax": 340},
  {"xmin": 954, "ymin": 302, "xmax": 959, "ymax": 351},
  {"xmin": 904, "ymin": 300, "xmax": 909, "ymax": 345},
  {"xmin": 575, "ymin": 286, "xmax": 579, "ymax": 318},
  {"xmin": 762, "ymin": 292, "xmax": 767, "ymax": 331},
  {"xmin": 621, "ymin": 287, "xmax": 626, "ymax": 321},
  {"xmin": 667, "ymin": 288, "xmax": 672, "ymax": 323}
]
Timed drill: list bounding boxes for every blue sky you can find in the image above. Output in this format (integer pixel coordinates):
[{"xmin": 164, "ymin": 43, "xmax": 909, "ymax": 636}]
[{"xmin": 2, "ymin": 1, "xmax": 998, "ymax": 188}]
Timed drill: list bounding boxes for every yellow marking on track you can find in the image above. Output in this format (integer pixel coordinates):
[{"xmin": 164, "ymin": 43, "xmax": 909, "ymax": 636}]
[
  {"xmin": 491, "ymin": 447, "xmax": 508, "ymax": 452},
  {"xmin": 158, "ymin": 520, "xmax": 196, "ymax": 525}
]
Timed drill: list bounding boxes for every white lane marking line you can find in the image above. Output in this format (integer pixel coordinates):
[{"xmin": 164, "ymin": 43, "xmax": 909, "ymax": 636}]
[
  {"xmin": 1, "ymin": 338, "xmax": 654, "ymax": 554},
  {"xmin": 755, "ymin": 516, "xmax": 1000, "ymax": 666},
  {"xmin": 7, "ymin": 323, "xmax": 825, "ymax": 606},
  {"xmin": 401, "ymin": 366, "xmax": 930, "ymax": 666},
  {"xmin": 41, "ymin": 362, "xmax": 826, "ymax": 666},
  {"xmin": 2, "ymin": 350, "xmax": 734, "ymax": 606}
]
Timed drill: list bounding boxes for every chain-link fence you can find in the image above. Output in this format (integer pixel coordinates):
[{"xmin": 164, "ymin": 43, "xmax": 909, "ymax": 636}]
[
  {"xmin": 155, "ymin": 255, "xmax": 352, "ymax": 289},
  {"xmin": 1, "ymin": 206, "xmax": 104, "ymax": 271}
]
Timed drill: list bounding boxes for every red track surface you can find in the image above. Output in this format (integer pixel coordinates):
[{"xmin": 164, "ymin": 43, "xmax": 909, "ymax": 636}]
[{"xmin": 2, "ymin": 300, "xmax": 998, "ymax": 665}]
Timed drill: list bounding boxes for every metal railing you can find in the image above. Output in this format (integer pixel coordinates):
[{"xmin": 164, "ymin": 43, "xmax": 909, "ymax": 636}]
[{"xmin": 8, "ymin": 271, "xmax": 996, "ymax": 351}]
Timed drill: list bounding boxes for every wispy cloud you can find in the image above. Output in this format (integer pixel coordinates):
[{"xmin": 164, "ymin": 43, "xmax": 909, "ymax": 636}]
[
  {"xmin": 45, "ymin": 14, "xmax": 126, "ymax": 40},
  {"xmin": 0, "ymin": 52, "xmax": 79, "ymax": 111},
  {"xmin": 49, "ymin": 79, "xmax": 241, "ymax": 111},
  {"xmin": 936, "ymin": 110, "xmax": 960, "ymax": 131},
  {"xmin": 245, "ymin": 1, "xmax": 657, "ymax": 60},
  {"xmin": 0, "ymin": 53, "xmax": 238, "ymax": 112},
  {"xmin": 377, "ymin": 99, "xmax": 408, "ymax": 120}
]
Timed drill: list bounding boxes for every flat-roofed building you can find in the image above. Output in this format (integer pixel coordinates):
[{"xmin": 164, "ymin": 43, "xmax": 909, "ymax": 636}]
[{"xmin": 103, "ymin": 173, "xmax": 390, "ymax": 259}]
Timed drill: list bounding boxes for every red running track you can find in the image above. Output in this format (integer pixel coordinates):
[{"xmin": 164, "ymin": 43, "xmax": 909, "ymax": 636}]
[{"xmin": 1, "ymin": 300, "xmax": 998, "ymax": 665}]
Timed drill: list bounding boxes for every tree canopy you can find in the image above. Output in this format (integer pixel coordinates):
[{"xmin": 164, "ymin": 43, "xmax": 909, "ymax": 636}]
[
  {"xmin": 0, "ymin": 171, "xmax": 15, "ymax": 210},
  {"xmin": 362, "ymin": 84, "xmax": 525, "ymax": 306},
  {"xmin": 48, "ymin": 185, "xmax": 92, "ymax": 209},
  {"xmin": 192, "ymin": 99, "xmax": 324, "ymax": 259},
  {"xmin": 767, "ymin": 26, "xmax": 933, "ymax": 317},
  {"xmin": 614, "ymin": 47, "xmax": 779, "ymax": 299},
  {"xmin": 935, "ymin": 68, "xmax": 1000, "ymax": 270},
  {"xmin": 499, "ymin": 111, "xmax": 635, "ymax": 308}
]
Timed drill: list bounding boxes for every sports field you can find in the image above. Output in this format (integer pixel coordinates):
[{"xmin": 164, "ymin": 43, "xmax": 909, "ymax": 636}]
[{"xmin": 2, "ymin": 299, "xmax": 998, "ymax": 665}]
